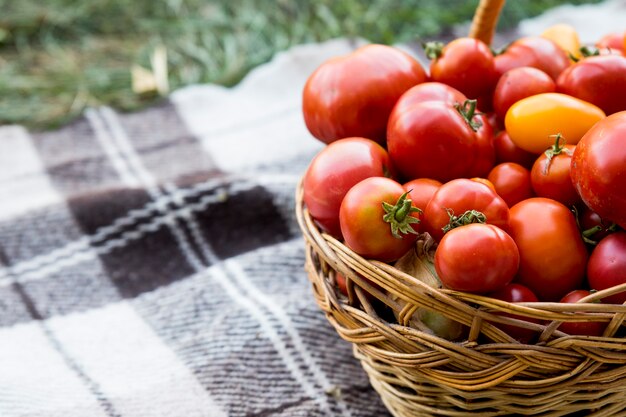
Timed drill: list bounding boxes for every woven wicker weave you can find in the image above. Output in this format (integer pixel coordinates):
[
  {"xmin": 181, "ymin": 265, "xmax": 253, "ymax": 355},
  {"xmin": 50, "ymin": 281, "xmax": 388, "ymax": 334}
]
[
  {"xmin": 297, "ymin": 178, "xmax": 626, "ymax": 416},
  {"xmin": 469, "ymin": 0, "xmax": 506, "ymax": 45}
]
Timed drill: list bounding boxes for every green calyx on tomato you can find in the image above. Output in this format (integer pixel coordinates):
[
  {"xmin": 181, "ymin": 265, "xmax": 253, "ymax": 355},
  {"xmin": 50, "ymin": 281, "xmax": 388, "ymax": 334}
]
[
  {"xmin": 382, "ymin": 191, "xmax": 422, "ymax": 238},
  {"xmin": 491, "ymin": 42, "xmax": 510, "ymax": 56},
  {"xmin": 541, "ymin": 133, "xmax": 572, "ymax": 175},
  {"xmin": 454, "ymin": 99, "xmax": 483, "ymax": 132},
  {"xmin": 575, "ymin": 206, "xmax": 619, "ymax": 245},
  {"xmin": 423, "ymin": 41, "xmax": 445, "ymax": 60},
  {"xmin": 581, "ymin": 221, "xmax": 619, "ymax": 246},
  {"xmin": 569, "ymin": 46, "xmax": 600, "ymax": 62},
  {"xmin": 571, "ymin": 205, "xmax": 615, "ymax": 246},
  {"xmin": 442, "ymin": 209, "xmax": 487, "ymax": 234}
]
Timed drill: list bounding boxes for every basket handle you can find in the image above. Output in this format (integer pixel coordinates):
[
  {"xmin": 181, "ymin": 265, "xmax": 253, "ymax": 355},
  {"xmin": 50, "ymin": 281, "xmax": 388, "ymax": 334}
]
[{"xmin": 468, "ymin": 0, "xmax": 506, "ymax": 46}]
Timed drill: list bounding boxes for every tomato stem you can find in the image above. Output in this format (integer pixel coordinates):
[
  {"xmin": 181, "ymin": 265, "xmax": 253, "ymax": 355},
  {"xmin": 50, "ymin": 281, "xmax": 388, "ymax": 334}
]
[
  {"xmin": 442, "ymin": 209, "xmax": 487, "ymax": 234},
  {"xmin": 491, "ymin": 42, "xmax": 510, "ymax": 56},
  {"xmin": 580, "ymin": 45, "xmax": 601, "ymax": 58},
  {"xmin": 455, "ymin": 99, "xmax": 483, "ymax": 132},
  {"xmin": 581, "ymin": 222, "xmax": 619, "ymax": 245},
  {"xmin": 571, "ymin": 205, "xmax": 597, "ymax": 245},
  {"xmin": 382, "ymin": 191, "xmax": 421, "ymax": 239},
  {"xmin": 582, "ymin": 225, "xmax": 602, "ymax": 237},
  {"xmin": 542, "ymin": 133, "xmax": 572, "ymax": 175},
  {"xmin": 568, "ymin": 46, "xmax": 599, "ymax": 63},
  {"xmin": 422, "ymin": 41, "xmax": 444, "ymax": 60}
]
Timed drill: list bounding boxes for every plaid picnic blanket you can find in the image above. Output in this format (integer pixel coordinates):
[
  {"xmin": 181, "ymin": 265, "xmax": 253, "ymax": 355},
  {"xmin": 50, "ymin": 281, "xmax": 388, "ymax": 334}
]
[
  {"xmin": 0, "ymin": 38, "xmax": 394, "ymax": 417},
  {"xmin": 1, "ymin": 2, "xmax": 623, "ymax": 415}
]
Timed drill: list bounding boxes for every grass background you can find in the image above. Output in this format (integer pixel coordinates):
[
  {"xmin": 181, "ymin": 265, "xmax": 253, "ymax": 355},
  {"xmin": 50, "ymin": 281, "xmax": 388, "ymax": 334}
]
[{"xmin": 0, "ymin": 0, "xmax": 603, "ymax": 130}]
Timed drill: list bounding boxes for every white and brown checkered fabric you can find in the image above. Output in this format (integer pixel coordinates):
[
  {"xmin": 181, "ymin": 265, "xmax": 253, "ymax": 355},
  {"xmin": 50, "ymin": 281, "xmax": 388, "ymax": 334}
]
[{"xmin": 0, "ymin": 39, "xmax": 392, "ymax": 417}]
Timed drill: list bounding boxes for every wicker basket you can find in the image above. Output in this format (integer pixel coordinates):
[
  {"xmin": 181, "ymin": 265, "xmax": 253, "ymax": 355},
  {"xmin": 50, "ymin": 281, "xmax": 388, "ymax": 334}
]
[{"xmin": 296, "ymin": 2, "xmax": 626, "ymax": 414}]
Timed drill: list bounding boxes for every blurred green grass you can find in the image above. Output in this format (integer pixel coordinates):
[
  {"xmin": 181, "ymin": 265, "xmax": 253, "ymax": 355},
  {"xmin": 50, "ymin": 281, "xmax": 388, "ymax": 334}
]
[{"xmin": 0, "ymin": 0, "xmax": 602, "ymax": 130}]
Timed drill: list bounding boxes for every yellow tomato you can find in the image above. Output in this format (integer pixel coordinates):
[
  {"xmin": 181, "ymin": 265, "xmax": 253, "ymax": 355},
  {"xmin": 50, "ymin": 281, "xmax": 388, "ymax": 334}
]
[
  {"xmin": 504, "ymin": 93, "xmax": 605, "ymax": 154},
  {"xmin": 541, "ymin": 23, "xmax": 581, "ymax": 60}
]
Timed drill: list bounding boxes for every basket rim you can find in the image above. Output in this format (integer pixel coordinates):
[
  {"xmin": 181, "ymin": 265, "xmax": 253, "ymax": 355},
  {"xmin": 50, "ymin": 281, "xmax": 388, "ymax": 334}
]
[{"xmin": 295, "ymin": 176, "xmax": 626, "ymax": 344}]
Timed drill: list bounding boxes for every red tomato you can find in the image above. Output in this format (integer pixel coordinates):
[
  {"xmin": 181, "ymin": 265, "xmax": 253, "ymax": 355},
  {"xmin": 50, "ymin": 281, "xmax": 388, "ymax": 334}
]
[
  {"xmin": 391, "ymin": 82, "xmax": 467, "ymax": 116},
  {"xmin": 530, "ymin": 136, "xmax": 580, "ymax": 207},
  {"xmin": 596, "ymin": 31, "xmax": 625, "ymax": 53},
  {"xmin": 303, "ymin": 137, "xmax": 393, "ymax": 238},
  {"xmin": 434, "ymin": 224, "xmax": 519, "ymax": 294},
  {"xmin": 335, "ymin": 272, "xmax": 378, "ymax": 300},
  {"xmin": 423, "ymin": 178, "xmax": 510, "ymax": 242},
  {"xmin": 487, "ymin": 162, "xmax": 534, "ymax": 207},
  {"xmin": 493, "ymin": 131, "xmax": 537, "ymax": 169},
  {"xmin": 493, "ymin": 67, "xmax": 556, "ymax": 123},
  {"xmin": 596, "ymin": 47, "xmax": 625, "ymax": 57},
  {"xmin": 387, "ymin": 99, "xmax": 492, "ymax": 182},
  {"xmin": 340, "ymin": 177, "xmax": 420, "ymax": 262},
  {"xmin": 488, "ymin": 283, "xmax": 540, "ymax": 343},
  {"xmin": 556, "ymin": 55, "xmax": 626, "ymax": 115},
  {"xmin": 571, "ymin": 111, "xmax": 626, "ymax": 230},
  {"xmin": 302, "ymin": 44, "xmax": 427, "ymax": 145},
  {"xmin": 494, "ymin": 36, "xmax": 571, "ymax": 80},
  {"xmin": 335, "ymin": 272, "xmax": 349, "ymax": 297},
  {"xmin": 476, "ymin": 93, "xmax": 494, "ymax": 113},
  {"xmin": 582, "ymin": 43, "xmax": 624, "ymax": 57},
  {"xmin": 403, "ymin": 178, "xmax": 442, "ymax": 232},
  {"xmin": 427, "ymin": 37, "xmax": 497, "ymax": 99},
  {"xmin": 587, "ymin": 232, "xmax": 626, "ymax": 304},
  {"xmin": 468, "ymin": 113, "xmax": 497, "ymax": 178},
  {"xmin": 470, "ymin": 177, "xmax": 496, "ymax": 192},
  {"xmin": 509, "ymin": 198, "xmax": 588, "ymax": 301},
  {"xmin": 484, "ymin": 112, "xmax": 501, "ymax": 133},
  {"xmin": 558, "ymin": 290, "xmax": 608, "ymax": 337},
  {"xmin": 578, "ymin": 206, "xmax": 617, "ymax": 244}
]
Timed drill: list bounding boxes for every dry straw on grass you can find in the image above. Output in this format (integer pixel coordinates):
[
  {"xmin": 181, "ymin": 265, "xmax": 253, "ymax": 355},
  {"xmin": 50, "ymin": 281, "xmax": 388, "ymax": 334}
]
[{"xmin": 0, "ymin": 0, "xmax": 601, "ymax": 129}]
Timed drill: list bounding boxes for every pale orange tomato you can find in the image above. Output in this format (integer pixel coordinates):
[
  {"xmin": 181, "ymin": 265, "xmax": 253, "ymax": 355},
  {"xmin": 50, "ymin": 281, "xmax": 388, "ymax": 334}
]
[
  {"xmin": 470, "ymin": 177, "xmax": 496, "ymax": 192},
  {"xmin": 541, "ymin": 23, "xmax": 582, "ymax": 60}
]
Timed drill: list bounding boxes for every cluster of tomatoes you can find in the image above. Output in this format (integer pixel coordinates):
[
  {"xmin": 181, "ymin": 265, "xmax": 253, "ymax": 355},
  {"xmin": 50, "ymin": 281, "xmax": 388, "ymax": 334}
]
[{"xmin": 301, "ymin": 25, "xmax": 626, "ymax": 338}]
